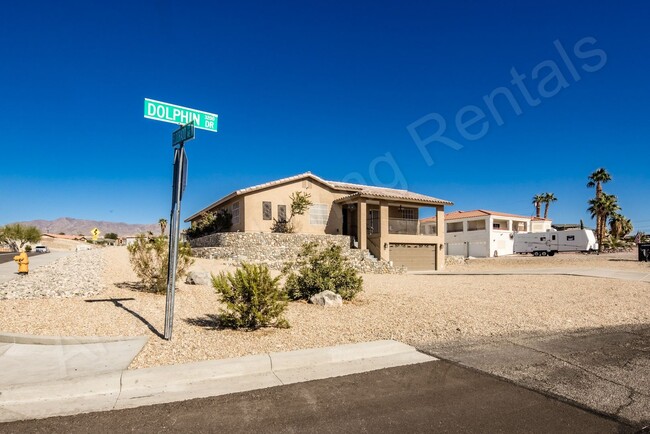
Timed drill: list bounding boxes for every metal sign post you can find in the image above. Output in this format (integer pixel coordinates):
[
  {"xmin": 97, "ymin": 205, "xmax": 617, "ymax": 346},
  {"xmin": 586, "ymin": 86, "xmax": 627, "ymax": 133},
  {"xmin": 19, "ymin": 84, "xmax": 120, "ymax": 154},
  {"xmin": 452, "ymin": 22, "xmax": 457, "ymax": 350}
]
[
  {"xmin": 164, "ymin": 123, "xmax": 192, "ymax": 341},
  {"xmin": 144, "ymin": 98, "xmax": 217, "ymax": 341},
  {"xmin": 164, "ymin": 144, "xmax": 186, "ymax": 340}
]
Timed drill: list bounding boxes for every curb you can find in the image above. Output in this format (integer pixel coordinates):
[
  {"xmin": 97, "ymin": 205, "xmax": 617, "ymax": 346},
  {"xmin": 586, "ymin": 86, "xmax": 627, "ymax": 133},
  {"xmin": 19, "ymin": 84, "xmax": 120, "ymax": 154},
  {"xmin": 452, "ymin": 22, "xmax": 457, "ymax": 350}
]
[
  {"xmin": 0, "ymin": 340, "xmax": 435, "ymax": 422},
  {"xmin": 0, "ymin": 332, "xmax": 148, "ymax": 345}
]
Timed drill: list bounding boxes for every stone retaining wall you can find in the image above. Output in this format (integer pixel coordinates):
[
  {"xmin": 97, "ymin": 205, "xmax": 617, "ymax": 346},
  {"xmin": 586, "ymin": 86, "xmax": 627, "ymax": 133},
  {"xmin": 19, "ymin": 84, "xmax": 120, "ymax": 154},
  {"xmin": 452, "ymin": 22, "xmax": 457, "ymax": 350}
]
[{"xmin": 189, "ymin": 232, "xmax": 404, "ymax": 274}]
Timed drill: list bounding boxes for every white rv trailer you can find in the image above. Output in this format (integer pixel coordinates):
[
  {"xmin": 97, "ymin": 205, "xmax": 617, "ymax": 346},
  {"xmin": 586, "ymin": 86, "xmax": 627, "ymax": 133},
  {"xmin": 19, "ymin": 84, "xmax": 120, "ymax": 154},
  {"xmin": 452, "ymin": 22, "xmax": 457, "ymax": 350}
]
[{"xmin": 513, "ymin": 229, "xmax": 597, "ymax": 256}]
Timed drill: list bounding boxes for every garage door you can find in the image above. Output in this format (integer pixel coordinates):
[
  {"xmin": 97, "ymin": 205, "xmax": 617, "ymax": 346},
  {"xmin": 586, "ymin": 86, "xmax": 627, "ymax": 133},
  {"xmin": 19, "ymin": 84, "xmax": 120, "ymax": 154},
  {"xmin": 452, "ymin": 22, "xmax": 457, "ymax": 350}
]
[
  {"xmin": 468, "ymin": 241, "xmax": 487, "ymax": 258},
  {"xmin": 390, "ymin": 244, "xmax": 436, "ymax": 271}
]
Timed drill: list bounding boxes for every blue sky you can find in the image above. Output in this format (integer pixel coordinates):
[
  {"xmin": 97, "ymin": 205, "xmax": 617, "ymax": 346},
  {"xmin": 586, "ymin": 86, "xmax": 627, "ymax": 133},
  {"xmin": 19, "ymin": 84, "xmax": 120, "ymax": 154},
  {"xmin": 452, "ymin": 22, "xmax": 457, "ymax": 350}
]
[{"xmin": 1, "ymin": 1, "xmax": 649, "ymax": 232}]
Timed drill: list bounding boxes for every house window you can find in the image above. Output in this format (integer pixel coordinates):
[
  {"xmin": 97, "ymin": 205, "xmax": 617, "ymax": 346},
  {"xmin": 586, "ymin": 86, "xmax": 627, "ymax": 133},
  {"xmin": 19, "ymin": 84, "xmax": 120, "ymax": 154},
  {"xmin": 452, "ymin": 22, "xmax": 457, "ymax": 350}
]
[
  {"xmin": 278, "ymin": 205, "xmax": 287, "ymax": 222},
  {"xmin": 515, "ymin": 221, "xmax": 527, "ymax": 232},
  {"xmin": 368, "ymin": 209, "xmax": 379, "ymax": 234},
  {"xmin": 493, "ymin": 223, "xmax": 501, "ymax": 229},
  {"xmin": 400, "ymin": 208, "xmax": 416, "ymax": 220},
  {"xmin": 540, "ymin": 236, "xmax": 546, "ymax": 241},
  {"xmin": 567, "ymin": 235, "xmax": 575, "ymax": 241},
  {"xmin": 262, "ymin": 201, "xmax": 272, "ymax": 220},
  {"xmin": 310, "ymin": 204, "xmax": 328, "ymax": 225},
  {"xmin": 467, "ymin": 219, "xmax": 486, "ymax": 231},
  {"xmin": 447, "ymin": 222, "xmax": 463, "ymax": 233},
  {"xmin": 231, "ymin": 201, "xmax": 240, "ymax": 224}
]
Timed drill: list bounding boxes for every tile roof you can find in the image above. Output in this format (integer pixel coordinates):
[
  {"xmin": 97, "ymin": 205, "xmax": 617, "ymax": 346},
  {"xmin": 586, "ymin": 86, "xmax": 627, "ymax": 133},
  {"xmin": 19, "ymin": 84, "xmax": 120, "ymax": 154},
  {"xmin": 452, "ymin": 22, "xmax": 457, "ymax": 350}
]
[
  {"xmin": 333, "ymin": 188, "xmax": 452, "ymax": 206},
  {"xmin": 186, "ymin": 172, "xmax": 452, "ymax": 221}
]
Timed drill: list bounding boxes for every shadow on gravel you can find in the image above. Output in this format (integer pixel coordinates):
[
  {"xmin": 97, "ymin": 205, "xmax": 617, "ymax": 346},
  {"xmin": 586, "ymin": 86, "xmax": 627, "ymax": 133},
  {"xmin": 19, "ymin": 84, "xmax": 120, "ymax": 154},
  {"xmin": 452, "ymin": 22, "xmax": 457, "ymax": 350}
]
[
  {"xmin": 85, "ymin": 297, "xmax": 164, "ymax": 339},
  {"xmin": 185, "ymin": 314, "xmax": 232, "ymax": 330}
]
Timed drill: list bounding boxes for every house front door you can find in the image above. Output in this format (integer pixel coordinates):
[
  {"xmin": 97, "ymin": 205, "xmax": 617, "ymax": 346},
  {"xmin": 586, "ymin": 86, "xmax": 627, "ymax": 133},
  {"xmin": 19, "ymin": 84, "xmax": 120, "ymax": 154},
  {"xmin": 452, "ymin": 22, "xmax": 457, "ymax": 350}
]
[{"xmin": 342, "ymin": 205, "xmax": 358, "ymax": 246}]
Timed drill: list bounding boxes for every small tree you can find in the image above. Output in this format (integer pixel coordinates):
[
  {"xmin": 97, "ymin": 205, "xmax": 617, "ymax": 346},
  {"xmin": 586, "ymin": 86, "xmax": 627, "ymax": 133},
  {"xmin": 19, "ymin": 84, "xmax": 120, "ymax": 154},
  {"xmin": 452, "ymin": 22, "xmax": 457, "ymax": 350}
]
[
  {"xmin": 104, "ymin": 232, "xmax": 119, "ymax": 240},
  {"xmin": 272, "ymin": 191, "xmax": 313, "ymax": 233},
  {"xmin": 158, "ymin": 218, "xmax": 167, "ymax": 236},
  {"xmin": 186, "ymin": 209, "xmax": 232, "ymax": 239},
  {"xmin": 283, "ymin": 242, "xmax": 363, "ymax": 301},
  {"xmin": 0, "ymin": 224, "xmax": 42, "ymax": 252},
  {"xmin": 127, "ymin": 233, "xmax": 194, "ymax": 293},
  {"xmin": 212, "ymin": 263, "xmax": 289, "ymax": 330}
]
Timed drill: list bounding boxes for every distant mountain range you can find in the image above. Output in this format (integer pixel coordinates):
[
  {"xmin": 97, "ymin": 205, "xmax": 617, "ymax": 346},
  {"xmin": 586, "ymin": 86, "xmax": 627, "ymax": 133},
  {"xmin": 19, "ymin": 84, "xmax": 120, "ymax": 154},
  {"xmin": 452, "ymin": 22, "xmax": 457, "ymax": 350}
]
[{"xmin": 11, "ymin": 217, "xmax": 162, "ymax": 237}]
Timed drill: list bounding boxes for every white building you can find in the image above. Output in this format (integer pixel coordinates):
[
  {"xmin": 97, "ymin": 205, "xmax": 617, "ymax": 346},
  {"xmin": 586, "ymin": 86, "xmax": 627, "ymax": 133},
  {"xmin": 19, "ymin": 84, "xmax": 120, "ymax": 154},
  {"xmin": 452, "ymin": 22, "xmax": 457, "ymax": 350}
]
[{"xmin": 420, "ymin": 209, "xmax": 552, "ymax": 258}]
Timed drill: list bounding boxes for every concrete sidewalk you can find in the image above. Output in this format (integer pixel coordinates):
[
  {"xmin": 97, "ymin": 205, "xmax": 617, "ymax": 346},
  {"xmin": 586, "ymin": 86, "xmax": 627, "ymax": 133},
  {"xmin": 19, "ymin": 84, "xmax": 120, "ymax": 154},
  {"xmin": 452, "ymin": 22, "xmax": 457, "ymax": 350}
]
[
  {"xmin": 0, "ymin": 339, "xmax": 435, "ymax": 422},
  {"xmin": 418, "ymin": 267, "xmax": 650, "ymax": 282},
  {"xmin": 0, "ymin": 252, "xmax": 71, "ymax": 284}
]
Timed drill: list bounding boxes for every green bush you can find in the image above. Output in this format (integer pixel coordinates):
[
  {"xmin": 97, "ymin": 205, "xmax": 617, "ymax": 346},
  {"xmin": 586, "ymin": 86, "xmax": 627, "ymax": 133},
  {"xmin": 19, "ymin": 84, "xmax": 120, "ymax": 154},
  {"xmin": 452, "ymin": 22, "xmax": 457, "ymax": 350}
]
[
  {"xmin": 24, "ymin": 245, "xmax": 32, "ymax": 252},
  {"xmin": 283, "ymin": 242, "xmax": 363, "ymax": 301},
  {"xmin": 212, "ymin": 263, "xmax": 289, "ymax": 330},
  {"xmin": 127, "ymin": 234, "xmax": 194, "ymax": 293}
]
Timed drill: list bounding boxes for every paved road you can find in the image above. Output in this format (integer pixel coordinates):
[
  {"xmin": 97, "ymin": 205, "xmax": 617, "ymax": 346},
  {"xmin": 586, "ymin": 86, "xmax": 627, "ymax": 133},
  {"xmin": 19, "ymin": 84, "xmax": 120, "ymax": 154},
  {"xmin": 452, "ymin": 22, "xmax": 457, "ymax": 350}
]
[
  {"xmin": 418, "ymin": 267, "xmax": 650, "ymax": 283},
  {"xmin": 0, "ymin": 361, "xmax": 631, "ymax": 434},
  {"xmin": 0, "ymin": 252, "xmax": 50, "ymax": 265},
  {"xmin": 420, "ymin": 324, "xmax": 650, "ymax": 427}
]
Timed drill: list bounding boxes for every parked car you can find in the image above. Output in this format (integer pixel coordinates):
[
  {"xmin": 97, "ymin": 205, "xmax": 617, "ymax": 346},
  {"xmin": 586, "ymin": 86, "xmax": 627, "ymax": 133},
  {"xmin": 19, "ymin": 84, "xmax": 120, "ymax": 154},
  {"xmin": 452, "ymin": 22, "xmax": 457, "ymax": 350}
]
[{"xmin": 34, "ymin": 245, "xmax": 50, "ymax": 253}]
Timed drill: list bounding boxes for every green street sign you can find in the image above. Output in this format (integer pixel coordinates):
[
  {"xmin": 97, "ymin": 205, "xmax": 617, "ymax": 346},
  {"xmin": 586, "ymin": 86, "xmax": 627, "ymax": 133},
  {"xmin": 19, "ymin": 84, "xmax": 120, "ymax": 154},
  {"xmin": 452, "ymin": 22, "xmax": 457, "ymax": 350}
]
[
  {"xmin": 144, "ymin": 98, "xmax": 218, "ymax": 132},
  {"xmin": 172, "ymin": 122, "xmax": 195, "ymax": 146}
]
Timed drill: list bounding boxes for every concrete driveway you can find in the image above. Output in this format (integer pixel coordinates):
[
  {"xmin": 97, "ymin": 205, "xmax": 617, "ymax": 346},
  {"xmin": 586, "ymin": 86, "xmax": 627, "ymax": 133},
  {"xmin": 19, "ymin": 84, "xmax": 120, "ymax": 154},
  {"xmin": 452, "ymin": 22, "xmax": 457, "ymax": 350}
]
[{"xmin": 420, "ymin": 323, "xmax": 650, "ymax": 427}]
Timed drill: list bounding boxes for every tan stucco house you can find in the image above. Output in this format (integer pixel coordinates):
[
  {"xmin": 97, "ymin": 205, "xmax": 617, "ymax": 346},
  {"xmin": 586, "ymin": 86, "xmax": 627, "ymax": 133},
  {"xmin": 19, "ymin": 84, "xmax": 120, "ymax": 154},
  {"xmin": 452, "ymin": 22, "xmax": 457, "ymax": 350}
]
[{"xmin": 186, "ymin": 172, "xmax": 453, "ymax": 270}]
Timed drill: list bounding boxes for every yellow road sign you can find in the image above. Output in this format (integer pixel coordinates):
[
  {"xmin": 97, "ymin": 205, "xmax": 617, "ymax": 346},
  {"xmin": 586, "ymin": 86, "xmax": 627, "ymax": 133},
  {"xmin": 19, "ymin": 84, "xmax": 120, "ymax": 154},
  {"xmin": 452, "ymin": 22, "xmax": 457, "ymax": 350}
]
[{"xmin": 91, "ymin": 228, "xmax": 100, "ymax": 240}]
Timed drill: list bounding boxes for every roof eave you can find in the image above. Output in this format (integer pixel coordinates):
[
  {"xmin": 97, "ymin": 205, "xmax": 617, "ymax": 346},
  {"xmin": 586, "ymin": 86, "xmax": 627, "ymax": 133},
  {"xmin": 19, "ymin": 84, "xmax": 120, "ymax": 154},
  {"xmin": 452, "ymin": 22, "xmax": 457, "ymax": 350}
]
[
  {"xmin": 184, "ymin": 191, "xmax": 238, "ymax": 222},
  {"xmin": 334, "ymin": 193, "xmax": 453, "ymax": 206}
]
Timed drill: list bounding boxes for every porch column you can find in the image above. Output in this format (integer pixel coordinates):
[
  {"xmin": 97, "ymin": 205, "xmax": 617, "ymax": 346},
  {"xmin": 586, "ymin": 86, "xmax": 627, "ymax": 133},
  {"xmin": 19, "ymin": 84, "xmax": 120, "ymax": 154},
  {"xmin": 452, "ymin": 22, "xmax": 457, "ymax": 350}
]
[
  {"xmin": 436, "ymin": 206, "xmax": 445, "ymax": 270},
  {"xmin": 436, "ymin": 206, "xmax": 445, "ymax": 237},
  {"xmin": 379, "ymin": 202, "xmax": 389, "ymax": 261},
  {"xmin": 357, "ymin": 199, "xmax": 367, "ymax": 250}
]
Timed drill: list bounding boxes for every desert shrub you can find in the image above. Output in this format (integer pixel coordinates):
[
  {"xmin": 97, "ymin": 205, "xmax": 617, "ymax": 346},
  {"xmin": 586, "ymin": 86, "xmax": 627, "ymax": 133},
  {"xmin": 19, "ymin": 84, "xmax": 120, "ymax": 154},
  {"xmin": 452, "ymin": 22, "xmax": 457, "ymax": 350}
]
[
  {"xmin": 127, "ymin": 233, "xmax": 194, "ymax": 293},
  {"xmin": 212, "ymin": 263, "xmax": 289, "ymax": 330},
  {"xmin": 283, "ymin": 242, "xmax": 363, "ymax": 301},
  {"xmin": 24, "ymin": 245, "xmax": 32, "ymax": 252}
]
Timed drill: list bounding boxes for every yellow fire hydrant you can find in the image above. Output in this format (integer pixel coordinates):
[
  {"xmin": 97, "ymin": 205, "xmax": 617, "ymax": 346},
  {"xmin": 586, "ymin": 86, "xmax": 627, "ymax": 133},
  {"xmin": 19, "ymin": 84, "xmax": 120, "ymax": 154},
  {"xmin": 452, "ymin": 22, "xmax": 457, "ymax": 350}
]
[{"xmin": 13, "ymin": 251, "xmax": 29, "ymax": 275}]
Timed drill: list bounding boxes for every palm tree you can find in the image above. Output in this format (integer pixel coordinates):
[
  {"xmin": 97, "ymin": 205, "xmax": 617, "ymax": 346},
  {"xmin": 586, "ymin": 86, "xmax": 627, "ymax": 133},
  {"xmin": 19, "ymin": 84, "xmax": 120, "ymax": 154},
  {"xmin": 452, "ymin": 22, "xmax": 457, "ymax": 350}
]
[
  {"xmin": 588, "ymin": 193, "xmax": 619, "ymax": 252},
  {"xmin": 587, "ymin": 168, "xmax": 612, "ymax": 244},
  {"xmin": 621, "ymin": 217, "xmax": 633, "ymax": 238},
  {"xmin": 609, "ymin": 213, "xmax": 633, "ymax": 239},
  {"xmin": 541, "ymin": 193, "xmax": 557, "ymax": 219},
  {"xmin": 158, "ymin": 218, "xmax": 167, "ymax": 236},
  {"xmin": 532, "ymin": 194, "xmax": 544, "ymax": 218}
]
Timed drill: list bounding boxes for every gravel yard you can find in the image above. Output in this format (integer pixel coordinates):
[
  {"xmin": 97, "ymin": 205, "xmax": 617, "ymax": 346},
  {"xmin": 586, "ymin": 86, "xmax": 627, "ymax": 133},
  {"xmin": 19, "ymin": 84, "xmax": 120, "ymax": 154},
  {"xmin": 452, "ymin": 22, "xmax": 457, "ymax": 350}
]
[{"xmin": 0, "ymin": 247, "xmax": 648, "ymax": 369}]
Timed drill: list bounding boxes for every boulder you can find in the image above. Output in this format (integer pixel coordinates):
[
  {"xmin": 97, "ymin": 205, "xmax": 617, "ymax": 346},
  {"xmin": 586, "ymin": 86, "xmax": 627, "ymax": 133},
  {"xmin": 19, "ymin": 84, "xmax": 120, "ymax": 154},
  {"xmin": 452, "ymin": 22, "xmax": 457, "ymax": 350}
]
[
  {"xmin": 185, "ymin": 271, "xmax": 211, "ymax": 286},
  {"xmin": 309, "ymin": 290, "xmax": 343, "ymax": 307}
]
